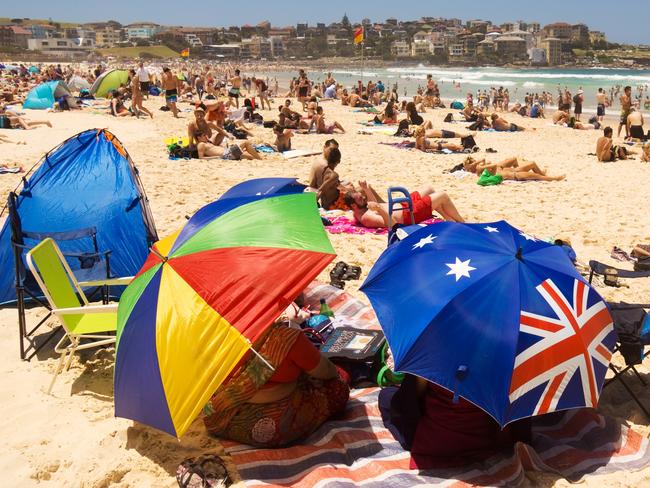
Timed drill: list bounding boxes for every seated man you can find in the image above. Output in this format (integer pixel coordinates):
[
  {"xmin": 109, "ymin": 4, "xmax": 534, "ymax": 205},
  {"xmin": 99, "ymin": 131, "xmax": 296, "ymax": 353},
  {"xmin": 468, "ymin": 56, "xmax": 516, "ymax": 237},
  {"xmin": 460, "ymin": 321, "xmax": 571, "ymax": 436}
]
[
  {"xmin": 195, "ymin": 130, "xmax": 261, "ymax": 160},
  {"xmin": 188, "ymin": 107, "xmax": 234, "ymax": 146},
  {"xmin": 626, "ymin": 107, "xmax": 646, "ymax": 140},
  {"xmin": 490, "ymin": 113, "xmax": 526, "ymax": 132},
  {"xmin": 345, "ymin": 182, "xmax": 464, "ymax": 229},
  {"xmin": 552, "ymin": 109, "xmax": 570, "ymax": 125},
  {"xmin": 596, "ymin": 126, "xmax": 630, "ymax": 162}
]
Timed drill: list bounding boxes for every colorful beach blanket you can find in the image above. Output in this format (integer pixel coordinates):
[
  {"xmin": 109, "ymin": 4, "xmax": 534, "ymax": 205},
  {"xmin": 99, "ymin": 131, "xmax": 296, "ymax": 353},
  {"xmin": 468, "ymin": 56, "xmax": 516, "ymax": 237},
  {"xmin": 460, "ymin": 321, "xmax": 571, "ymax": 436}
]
[
  {"xmin": 224, "ymin": 388, "xmax": 650, "ymax": 487},
  {"xmin": 324, "ymin": 214, "xmax": 440, "ymax": 236}
]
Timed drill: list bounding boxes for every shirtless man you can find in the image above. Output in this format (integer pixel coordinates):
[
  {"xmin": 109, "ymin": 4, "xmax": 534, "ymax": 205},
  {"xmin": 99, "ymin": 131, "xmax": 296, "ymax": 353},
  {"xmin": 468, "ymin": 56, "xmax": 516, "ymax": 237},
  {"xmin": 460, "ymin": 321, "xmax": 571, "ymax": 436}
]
[
  {"xmin": 228, "ymin": 69, "xmax": 242, "ymax": 109},
  {"xmin": 597, "ymin": 126, "xmax": 630, "ymax": 162},
  {"xmin": 310, "ymin": 106, "xmax": 345, "ymax": 134},
  {"xmin": 130, "ymin": 69, "xmax": 153, "ymax": 118},
  {"xmin": 491, "ymin": 113, "xmax": 527, "ymax": 132},
  {"xmin": 552, "ymin": 110, "xmax": 570, "ymax": 125},
  {"xmin": 596, "ymin": 88, "xmax": 608, "ymax": 122},
  {"xmin": 626, "ymin": 107, "xmax": 645, "ymax": 140},
  {"xmin": 162, "ymin": 67, "xmax": 179, "ymax": 118},
  {"xmin": 251, "ymin": 77, "xmax": 270, "ymax": 110},
  {"xmin": 345, "ymin": 182, "xmax": 464, "ymax": 228},
  {"xmin": 188, "ymin": 108, "xmax": 234, "ymax": 147},
  {"xmin": 618, "ymin": 86, "xmax": 632, "ymax": 138},
  {"xmin": 195, "ymin": 130, "xmax": 261, "ymax": 160}
]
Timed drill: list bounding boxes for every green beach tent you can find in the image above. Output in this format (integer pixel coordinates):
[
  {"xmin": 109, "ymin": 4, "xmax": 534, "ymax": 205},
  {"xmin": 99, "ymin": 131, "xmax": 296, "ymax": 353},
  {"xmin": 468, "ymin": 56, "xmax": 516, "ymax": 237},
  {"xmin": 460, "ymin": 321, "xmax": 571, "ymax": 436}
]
[{"xmin": 90, "ymin": 69, "xmax": 130, "ymax": 98}]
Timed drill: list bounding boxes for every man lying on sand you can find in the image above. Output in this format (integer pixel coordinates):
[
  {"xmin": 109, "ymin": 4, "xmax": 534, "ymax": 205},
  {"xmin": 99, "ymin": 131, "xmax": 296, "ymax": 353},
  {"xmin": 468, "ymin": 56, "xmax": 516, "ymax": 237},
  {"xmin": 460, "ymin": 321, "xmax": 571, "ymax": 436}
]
[
  {"xmin": 195, "ymin": 130, "xmax": 261, "ymax": 160},
  {"xmin": 490, "ymin": 113, "xmax": 528, "ymax": 132},
  {"xmin": 463, "ymin": 156, "xmax": 565, "ymax": 181},
  {"xmin": 344, "ymin": 181, "xmax": 464, "ymax": 229}
]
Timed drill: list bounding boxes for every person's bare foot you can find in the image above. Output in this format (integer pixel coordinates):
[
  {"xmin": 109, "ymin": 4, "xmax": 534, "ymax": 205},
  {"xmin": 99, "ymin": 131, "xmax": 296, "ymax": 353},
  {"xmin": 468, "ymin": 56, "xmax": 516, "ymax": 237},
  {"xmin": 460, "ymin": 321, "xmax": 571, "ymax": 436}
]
[
  {"xmin": 46, "ymin": 121, "xmax": 52, "ymax": 127},
  {"xmin": 553, "ymin": 175, "xmax": 566, "ymax": 181}
]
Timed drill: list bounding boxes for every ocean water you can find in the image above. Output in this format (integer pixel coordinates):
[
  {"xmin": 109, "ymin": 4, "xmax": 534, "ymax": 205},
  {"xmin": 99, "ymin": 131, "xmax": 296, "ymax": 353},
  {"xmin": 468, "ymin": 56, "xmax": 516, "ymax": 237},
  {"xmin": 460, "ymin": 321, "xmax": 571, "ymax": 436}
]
[{"xmin": 266, "ymin": 66, "xmax": 650, "ymax": 109}]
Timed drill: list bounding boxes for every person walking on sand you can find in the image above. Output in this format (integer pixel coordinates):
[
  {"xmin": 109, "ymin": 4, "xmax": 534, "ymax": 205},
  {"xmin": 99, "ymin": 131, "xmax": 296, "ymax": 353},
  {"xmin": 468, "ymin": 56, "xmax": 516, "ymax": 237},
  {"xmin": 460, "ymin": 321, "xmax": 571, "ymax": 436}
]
[
  {"xmin": 130, "ymin": 69, "xmax": 153, "ymax": 119},
  {"xmin": 573, "ymin": 89, "xmax": 584, "ymax": 121},
  {"xmin": 136, "ymin": 62, "xmax": 151, "ymax": 100},
  {"xmin": 618, "ymin": 86, "xmax": 632, "ymax": 138},
  {"xmin": 162, "ymin": 67, "xmax": 179, "ymax": 118},
  {"xmin": 252, "ymin": 77, "xmax": 270, "ymax": 110},
  {"xmin": 228, "ymin": 69, "xmax": 242, "ymax": 109},
  {"xmin": 596, "ymin": 88, "xmax": 608, "ymax": 122}
]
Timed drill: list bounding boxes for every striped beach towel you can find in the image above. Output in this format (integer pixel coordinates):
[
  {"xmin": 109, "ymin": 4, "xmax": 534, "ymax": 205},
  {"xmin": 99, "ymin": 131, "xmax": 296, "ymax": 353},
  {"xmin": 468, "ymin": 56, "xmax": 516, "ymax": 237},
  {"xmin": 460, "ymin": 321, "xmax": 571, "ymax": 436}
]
[{"xmin": 224, "ymin": 387, "xmax": 650, "ymax": 487}]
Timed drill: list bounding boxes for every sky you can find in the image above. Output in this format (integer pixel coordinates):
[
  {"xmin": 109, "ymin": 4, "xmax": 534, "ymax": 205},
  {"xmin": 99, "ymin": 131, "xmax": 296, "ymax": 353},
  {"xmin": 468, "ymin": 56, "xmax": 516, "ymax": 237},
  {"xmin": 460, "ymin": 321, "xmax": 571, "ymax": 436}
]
[{"xmin": 4, "ymin": 0, "xmax": 650, "ymax": 44}]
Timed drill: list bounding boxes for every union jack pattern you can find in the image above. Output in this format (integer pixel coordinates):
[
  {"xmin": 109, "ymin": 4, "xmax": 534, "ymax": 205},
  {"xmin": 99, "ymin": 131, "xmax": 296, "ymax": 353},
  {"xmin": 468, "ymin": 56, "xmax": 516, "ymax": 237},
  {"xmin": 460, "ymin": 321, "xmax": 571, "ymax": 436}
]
[{"xmin": 510, "ymin": 278, "xmax": 614, "ymax": 415}]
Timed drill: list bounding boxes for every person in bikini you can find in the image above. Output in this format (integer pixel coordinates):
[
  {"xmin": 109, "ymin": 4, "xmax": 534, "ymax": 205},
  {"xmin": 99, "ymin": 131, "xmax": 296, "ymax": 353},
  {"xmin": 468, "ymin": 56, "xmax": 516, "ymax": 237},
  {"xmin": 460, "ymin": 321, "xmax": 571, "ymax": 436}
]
[
  {"xmin": 311, "ymin": 106, "xmax": 345, "ymax": 134},
  {"xmin": 463, "ymin": 156, "xmax": 565, "ymax": 181},
  {"xmin": 414, "ymin": 126, "xmax": 465, "ymax": 153},
  {"xmin": 129, "ymin": 69, "xmax": 153, "ymax": 119},
  {"xmin": 344, "ymin": 181, "xmax": 464, "ymax": 229}
]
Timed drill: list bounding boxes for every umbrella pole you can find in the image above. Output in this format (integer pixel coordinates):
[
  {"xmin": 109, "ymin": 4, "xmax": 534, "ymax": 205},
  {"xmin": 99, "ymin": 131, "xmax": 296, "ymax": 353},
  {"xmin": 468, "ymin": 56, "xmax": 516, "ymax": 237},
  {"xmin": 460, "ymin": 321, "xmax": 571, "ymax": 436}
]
[{"xmin": 249, "ymin": 344, "xmax": 275, "ymax": 371}]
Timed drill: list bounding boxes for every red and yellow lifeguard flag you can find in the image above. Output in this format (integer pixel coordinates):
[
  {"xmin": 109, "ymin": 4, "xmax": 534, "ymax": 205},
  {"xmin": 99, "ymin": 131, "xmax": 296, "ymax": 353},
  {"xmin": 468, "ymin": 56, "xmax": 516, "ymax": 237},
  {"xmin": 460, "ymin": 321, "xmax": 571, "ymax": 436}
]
[
  {"xmin": 180, "ymin": 48, "xmax": 190, "ymax": 58},
  {"xmin": 114, "ymin": 178, "xmax": 336, "ymax": 438},
  {"xmin": 354, "ymin": 26, "xmax": 364, "ymax": 45}
]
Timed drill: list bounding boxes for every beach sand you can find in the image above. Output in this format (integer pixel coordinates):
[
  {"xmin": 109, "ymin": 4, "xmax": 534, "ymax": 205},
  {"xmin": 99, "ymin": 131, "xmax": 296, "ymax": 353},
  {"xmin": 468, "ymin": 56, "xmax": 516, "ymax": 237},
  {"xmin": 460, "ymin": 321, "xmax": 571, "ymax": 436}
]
[{"xmin": 1, "ymin": 95, "xmax": 649, "ymax": 487}]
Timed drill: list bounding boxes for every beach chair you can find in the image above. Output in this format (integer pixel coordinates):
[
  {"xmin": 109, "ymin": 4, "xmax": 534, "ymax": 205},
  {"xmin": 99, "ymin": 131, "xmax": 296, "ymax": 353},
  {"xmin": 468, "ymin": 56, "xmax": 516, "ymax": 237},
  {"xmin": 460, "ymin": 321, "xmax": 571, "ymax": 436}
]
[
  {"xmin": 25, "ymin": 238, "xmax": 132, "ymax": 394},
  {"xmin": 8, "ymin": 192, "xmax": 116, "ymax": 361},
  {"xmin": 589, "ymin": 260, "xmax": 650, "ymax": 418},
  {"xmin": 387, "ymin": 187, "xmax": 417, "ymax": 246}
]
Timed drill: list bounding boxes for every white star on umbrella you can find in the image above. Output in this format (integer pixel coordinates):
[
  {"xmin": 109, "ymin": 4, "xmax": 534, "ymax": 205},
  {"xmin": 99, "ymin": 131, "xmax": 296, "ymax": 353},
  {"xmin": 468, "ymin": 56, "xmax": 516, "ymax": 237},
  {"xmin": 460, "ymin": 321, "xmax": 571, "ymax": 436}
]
[
  {"xmin": 519, "ymin": 231, "xmax": 538, "ymax": 242},
  {"xmin": 412, "ymin": 234, "xmax": 437, "ymax": 250},
  {"xmin": 485, "ymin": 226, "xmax": 499, "ymax": 233},
  {"xmin": 446, "ymin": 258, "xmax": 476, "ymax": 281}
]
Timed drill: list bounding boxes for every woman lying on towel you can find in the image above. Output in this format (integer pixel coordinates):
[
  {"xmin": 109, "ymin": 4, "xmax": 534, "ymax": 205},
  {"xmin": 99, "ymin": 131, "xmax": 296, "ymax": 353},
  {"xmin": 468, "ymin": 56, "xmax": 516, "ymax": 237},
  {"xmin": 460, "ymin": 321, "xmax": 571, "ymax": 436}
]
[
  {"xmin": 203, "ymin": 305, "xmax": 349, "ymax": 448},
  {"xmin": 463, "ymin": 156, "xmax": 565, "ymax": 182},
  {"xmin": 381, "ymin": 375, "xmax": 531, "ymax": 469},
  {"xmin": 344, "ymin": 180, "xmax": 464, "ymax": 228},
  {"xmin": 414, "ymin": 126, "xmax": 465, "ymax": 153}
]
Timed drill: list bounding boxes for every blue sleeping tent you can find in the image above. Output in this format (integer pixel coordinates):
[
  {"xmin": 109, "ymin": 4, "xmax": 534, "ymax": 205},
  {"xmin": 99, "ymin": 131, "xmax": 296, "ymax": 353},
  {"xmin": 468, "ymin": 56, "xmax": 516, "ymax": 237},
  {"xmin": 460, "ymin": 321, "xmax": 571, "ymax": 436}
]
[
  {"xmin": 23, "ymin": 81, "xmax": 72, "ymax": 110},
  {"xmin": 0, "ymin": 129, "xmax": 158, "ymax": 305}
]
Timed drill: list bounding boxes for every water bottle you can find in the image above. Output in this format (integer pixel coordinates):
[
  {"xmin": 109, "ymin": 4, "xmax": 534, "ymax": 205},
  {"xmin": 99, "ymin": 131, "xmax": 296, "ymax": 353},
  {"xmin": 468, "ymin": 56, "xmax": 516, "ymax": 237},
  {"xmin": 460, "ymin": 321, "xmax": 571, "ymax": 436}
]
[{"xmin": 319, "ymin": 298, "xmax": 335, "ymax": 318}]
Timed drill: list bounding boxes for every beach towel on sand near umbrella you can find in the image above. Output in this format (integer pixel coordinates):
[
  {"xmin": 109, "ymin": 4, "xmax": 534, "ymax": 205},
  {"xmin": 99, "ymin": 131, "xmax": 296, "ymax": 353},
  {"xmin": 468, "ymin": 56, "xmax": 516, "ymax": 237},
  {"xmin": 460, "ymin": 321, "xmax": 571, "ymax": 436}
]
[
  {"xmin": 114, "ymin": 179, "xmax": 336, "ymax": 438},
  {"xmin": 361, "ymin": 220, "xmax": 616, "ymax": 427}
]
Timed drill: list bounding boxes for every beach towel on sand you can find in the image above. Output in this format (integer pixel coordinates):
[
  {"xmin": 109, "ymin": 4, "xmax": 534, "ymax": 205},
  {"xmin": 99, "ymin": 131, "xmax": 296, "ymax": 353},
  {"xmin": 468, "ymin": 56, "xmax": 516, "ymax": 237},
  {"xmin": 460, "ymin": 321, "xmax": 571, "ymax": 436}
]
[
  {"xmin": 223, "ymin": 388, "xmax": 650, "ymax": 487},
  {"xmin": 325, "ymin": 214, "xmax": 440, "ymax": 236}
]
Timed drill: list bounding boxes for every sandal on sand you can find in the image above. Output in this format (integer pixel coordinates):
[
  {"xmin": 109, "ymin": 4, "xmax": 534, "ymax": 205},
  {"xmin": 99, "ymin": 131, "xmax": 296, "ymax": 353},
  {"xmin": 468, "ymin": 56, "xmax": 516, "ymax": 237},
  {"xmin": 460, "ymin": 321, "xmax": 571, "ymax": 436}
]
[{"xmin": 176, "ymin": 455, "xmax": 232, "ymax": 488}]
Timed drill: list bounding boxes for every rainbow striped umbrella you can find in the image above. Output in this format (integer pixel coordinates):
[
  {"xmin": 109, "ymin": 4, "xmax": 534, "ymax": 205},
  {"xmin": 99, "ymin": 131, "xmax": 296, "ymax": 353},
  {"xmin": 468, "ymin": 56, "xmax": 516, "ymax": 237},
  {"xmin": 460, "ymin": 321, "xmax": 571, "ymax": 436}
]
[{"xmin": 113, "ymin": 181, "xmax": 335, "ymax": 437}]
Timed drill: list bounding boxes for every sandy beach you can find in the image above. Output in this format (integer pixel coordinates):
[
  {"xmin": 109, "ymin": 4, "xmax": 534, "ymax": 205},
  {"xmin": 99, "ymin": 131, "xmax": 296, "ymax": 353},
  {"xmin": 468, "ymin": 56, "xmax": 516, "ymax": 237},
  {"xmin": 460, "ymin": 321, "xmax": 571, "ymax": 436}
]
[{"xmin": 1, "ymin": 92, "xmax": 649, "ymax": 487}]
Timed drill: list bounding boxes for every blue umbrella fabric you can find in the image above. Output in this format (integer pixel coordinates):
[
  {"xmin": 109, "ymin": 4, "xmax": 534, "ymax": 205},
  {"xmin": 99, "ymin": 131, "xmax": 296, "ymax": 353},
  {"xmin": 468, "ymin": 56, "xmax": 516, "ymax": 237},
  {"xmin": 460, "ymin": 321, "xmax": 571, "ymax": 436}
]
[{"xmin": 361, "ymin": 220, "xmax": 615, "ymax": 426}]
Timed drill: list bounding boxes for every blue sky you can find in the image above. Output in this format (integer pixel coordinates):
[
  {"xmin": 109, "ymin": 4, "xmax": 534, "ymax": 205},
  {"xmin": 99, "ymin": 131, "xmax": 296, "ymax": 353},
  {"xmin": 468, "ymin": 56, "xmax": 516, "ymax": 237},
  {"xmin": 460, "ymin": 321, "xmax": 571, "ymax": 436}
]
[{"xmin": 4, "ymin": 0, "xmax": 650, "ymax": 44}]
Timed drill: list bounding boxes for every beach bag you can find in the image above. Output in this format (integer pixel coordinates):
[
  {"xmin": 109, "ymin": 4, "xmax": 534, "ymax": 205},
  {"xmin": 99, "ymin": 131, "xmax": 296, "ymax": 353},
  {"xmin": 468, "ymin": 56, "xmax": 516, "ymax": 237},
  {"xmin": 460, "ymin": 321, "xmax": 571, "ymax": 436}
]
[
  {"xmin": 611, "ymin": 306, "xmax": 646, "ymax": 365},
  {"xmin": 461, "ymin": 135, "xmax": 477, "ymax": 150},
  {"xmin": 443, "ymin": 113, "xmax": 453, "ymax": 123},
  {"xmin": 149, "ymin": 86, "xmax": 161, "ymax": 96},
  {"xmin": 634, "ymin": 256, "xmax": 650, "ymax": 272},
  {"xmin": 573, "ymin": 94, "xmax": 580, "ymax": 104},
  {"xmin": 0, "ymin": 115, "xmax": 10, "ymax": 129},
  {"xmin": 263, "ymin": 120, "xmax": 277, "ymax": 129},
  {"xmin": 477, "ymin": 170, "xmax": 502, "ymax": 186}
]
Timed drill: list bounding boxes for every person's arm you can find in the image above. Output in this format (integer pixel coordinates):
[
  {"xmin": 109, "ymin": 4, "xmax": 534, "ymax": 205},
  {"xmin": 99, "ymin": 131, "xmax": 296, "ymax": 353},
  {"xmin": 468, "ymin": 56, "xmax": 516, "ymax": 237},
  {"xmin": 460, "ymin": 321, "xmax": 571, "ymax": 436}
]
[
  {"xmin": 188, "ymin": 123, "xmax": 196, "ymax": 146},
  {"xmin": 306, "ymin": 355, "xmax": 340, "ymax": 380},
  {"xmin": 361, "ymin": 204, "xmax": 390, "ymax": 228},
  {"xmin": 211, "ymin": 123, "xmax": 235, "ymax": 140}
]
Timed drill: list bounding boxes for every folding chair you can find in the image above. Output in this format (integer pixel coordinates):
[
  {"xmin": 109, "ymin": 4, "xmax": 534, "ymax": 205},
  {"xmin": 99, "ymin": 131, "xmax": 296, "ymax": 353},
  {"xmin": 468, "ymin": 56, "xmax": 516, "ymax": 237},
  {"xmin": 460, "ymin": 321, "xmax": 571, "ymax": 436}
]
[
  {"xmin": 26, "ymin": 238, "xmax": 132, "ymax": 394},
  {"xmin": 9, "ymin": 192, "xmax": 115, "ymax": 361},
  {"xmin": 386, "ymin": 187, "xmax": 416, "ymax": 247},
  {"xmin": 589, "ymin": 259, "xmax": 650, "ymax": 418}
]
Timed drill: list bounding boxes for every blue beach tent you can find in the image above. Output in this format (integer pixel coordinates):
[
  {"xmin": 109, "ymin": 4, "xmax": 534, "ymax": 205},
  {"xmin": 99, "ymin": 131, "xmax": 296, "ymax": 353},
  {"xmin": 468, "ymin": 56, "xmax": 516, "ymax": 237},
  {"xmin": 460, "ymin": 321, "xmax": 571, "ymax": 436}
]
[
  {"xmin": 0, "ymin": 129, "xmax": 158, "ymax": 304},
  {"xmin": 23, "ymin": 81, "xmax": 72, "ymax": 110}
]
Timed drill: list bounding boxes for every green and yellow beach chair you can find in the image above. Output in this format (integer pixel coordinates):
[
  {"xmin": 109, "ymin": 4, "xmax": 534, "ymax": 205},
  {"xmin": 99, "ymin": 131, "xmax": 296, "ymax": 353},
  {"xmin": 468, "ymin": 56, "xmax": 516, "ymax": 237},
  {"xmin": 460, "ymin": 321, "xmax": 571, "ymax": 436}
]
[{"xmin": 26, "ymin": 238, "xmax": 132, "ymax": 394}]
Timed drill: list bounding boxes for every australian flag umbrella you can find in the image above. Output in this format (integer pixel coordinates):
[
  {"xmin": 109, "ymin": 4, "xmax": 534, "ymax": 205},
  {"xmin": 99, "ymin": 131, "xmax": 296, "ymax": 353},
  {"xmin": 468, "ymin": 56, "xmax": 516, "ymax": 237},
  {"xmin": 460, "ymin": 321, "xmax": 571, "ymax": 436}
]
[{"xmin": 360, "ymin": 220, "xmax": 616, "ymax": 426}]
